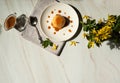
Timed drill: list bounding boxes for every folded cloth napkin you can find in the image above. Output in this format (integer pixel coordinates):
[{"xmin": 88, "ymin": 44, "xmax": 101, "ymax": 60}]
[{"xmin": 21, "ymin": 0, "xmax": 80, "ymax": 56}]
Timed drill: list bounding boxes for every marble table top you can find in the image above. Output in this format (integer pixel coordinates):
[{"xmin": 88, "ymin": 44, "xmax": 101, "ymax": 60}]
[{"xmin": 0, "ymin": 0, "xmax": 120, "ymax": 83}]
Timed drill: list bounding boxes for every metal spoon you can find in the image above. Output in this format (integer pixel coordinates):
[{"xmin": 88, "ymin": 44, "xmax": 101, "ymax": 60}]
[
  {"xmin": 56, "ymin": 0, "xmax": 60, "ymax": 2},
  {"xmin": 29, "ymin": 16, "xmax": 43, "ymax": 43}
]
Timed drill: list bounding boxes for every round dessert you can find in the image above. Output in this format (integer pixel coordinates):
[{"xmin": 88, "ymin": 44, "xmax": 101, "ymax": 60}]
[{"xmin": 51, "ymin": 14, "xmax": 66, "ymax": 31}]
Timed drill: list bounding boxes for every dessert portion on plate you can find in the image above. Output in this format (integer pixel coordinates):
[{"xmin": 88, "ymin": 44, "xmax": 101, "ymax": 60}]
[{"xmin": 51, "ymin": 14, "xmax": 66, "ymax": 31}]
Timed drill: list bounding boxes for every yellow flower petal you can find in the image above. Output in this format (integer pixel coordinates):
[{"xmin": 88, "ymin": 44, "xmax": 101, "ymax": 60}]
[
  {"xmin": 94, "ymin": 37, "xmax": 100, "ymax": 43},
  {"xmin": 98, "ymin": 19, "xmax": 102, "ymax": 24},
  {"xmin": 92, "ymin": 29, "xmax": 97, "ymax": 34},
  {"xmin": 89, "ymin": 41, "xmax": 94, "ymax": 48},
  {"xmin": 70, "ymin": 41, "xmax": 78, "ymax": 46},
  {"xmin": 52, "ymin": 44, "xmax": 58, "ymax": 50},
  {"xmin": 83, "ymin": 15, "xmax": 90, "ymax": 19},
  {"xmin": 83, "ymin": 33, "xmax": 87, "ymax": 38}
]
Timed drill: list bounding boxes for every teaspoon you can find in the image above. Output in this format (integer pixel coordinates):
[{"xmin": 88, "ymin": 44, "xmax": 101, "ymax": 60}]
[{"xmin": 29, "ymin": 16, "xmax": 43, "ymax": 43}]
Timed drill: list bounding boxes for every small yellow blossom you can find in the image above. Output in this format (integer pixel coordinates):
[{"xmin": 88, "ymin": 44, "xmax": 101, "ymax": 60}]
[
  {"xmin": 83, "ymin": 15, "xmax": 90, "ymax": 19},
  {"xmin": 88, "ymin": 41, "xmax": 94, "ymax": 48},
  {"xmin": 106, "ymin": 21, "xmax": 114, "ymax": 27},
  {"xmin": 70, "ymin": 41, "xmax": 78, "ymax": 46},
  {"xmin": 98, "ymin": 18, "xmax": 103, "ymax": 24},
  {"xmin": 97, "ymin": 25, "xmax": 112, "ymax": 41},
  {"xmin": 52, "ymin": 44, "xmax": 58, "ymax": 50},
  {"xmin": 92, "ymin": 29, "xmax": 97, "ymax": 34},
  {"xmin": 83, "ymin": 33, "xmax": 87, "ymax": 38},
  {"xmin": 108, "ymin": 15, "xmax": 116, "ymax": 23},
  {"xmin": 106, "ymin": 15, "xmax": 116, "ymax": 27},
  {"xmin": 94, "ymin": 37, "xmax": 100, "ymax": 43}
]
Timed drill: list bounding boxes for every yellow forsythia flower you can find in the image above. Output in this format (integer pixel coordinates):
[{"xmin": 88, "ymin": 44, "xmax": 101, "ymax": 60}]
[
  {"xmin": 70, "ymin": 41, "xmax": 78, "ymax": 46},
  {"xmin": 52, "ymin": 44, "xmax": 58, "ymax": 50},
  {"xmin": 97, "ymin": 25, "xmax": 112, "ymax": 41},
  {"xmin": 106, "ymin": 15, "xmax": 116, "ymax": 27},
  {"xmin": 94, "ymin": 37, "xmax": 100, "ymax": 43},
  {"xmin": 83, "ymin": 33, "xmax": 87, "ymax": 38},
  {"xmin": 98, "ymin": 19, "xmax": 103, "ymax": 24},
  {"xmin": 108, "ymin": 15, "xmax": 116, "ymax": 23},
  {"xmin": 92, "ymin": 29, "xmax": 97, "ymax": 34},
  {"xmin": 83, "ymin": 15, "xmax": 90, "ymax": 19},
  {"xmin": 88, "ymin": 41, "xmax": 94, "ymax": 48}
]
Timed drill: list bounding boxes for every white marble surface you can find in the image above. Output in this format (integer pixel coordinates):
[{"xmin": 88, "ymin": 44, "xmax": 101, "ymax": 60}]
[{"xmin": 0, "ymin": 0, "xmax": 120, "ymax": 83}]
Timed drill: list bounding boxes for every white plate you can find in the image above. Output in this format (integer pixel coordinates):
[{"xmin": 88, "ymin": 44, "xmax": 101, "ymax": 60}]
[{"xmin": 40, "ymin": 3, "xmax": 79, "ymax": 42}]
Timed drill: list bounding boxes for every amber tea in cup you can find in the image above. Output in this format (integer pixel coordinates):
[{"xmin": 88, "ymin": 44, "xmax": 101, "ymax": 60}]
[{"xmin": 4, "ymin": 14, "xmax": 16, "ymax": 31}]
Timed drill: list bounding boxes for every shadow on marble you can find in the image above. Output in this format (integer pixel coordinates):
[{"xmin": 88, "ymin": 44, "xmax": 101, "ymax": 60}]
[
  {"xmin": 107, "ymin": 40, "xmax": 120, "ymax": 50},
  {"xmin": 66, "ymin": 4, "xmax": 83, "ymax": 41}
]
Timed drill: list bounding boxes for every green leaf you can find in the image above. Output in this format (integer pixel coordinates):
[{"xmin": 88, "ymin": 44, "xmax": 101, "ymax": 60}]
[
  {"xmin": 113, "ymin": 15, "xmax": 120, "ymax": 31},
  {"xmin": 87, "ymin": 42, "xmax": 92, "ymax": 48},
  {"xmin": 87, "ymin": 19, "xmax": 91, "ymax": 24},
  {"xmin": 83, "ymin": 25, "xmax": 89, "ymax": 31},
  {"xmin": 42, "ymin": 38, "xmax": 53, "ymax": 48},
  {"xmin": 50, "ymin": 42, "xmax": 53, "ymax": 46}
]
